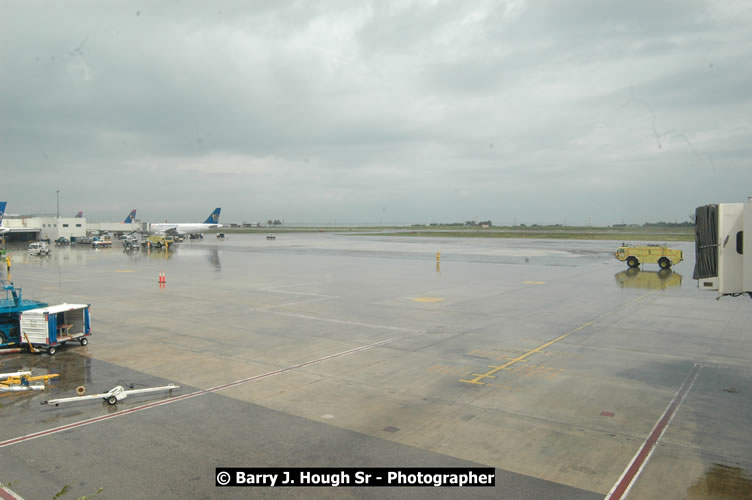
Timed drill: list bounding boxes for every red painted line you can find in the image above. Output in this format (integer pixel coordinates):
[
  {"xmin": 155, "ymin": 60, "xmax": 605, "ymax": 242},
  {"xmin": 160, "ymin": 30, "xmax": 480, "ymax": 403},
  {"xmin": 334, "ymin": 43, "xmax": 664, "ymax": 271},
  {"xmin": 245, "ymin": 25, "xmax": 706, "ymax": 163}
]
[
  {"xmin": 605, "ymin": 363, "xmax": 701, "ymax": 500},
  {"xmin": 0, "ymin": 336, "xmax": 401, "ymax": 450},
  {"xmin": 0, "ymin": 485, "xmax": 23, "ymax": 500}
]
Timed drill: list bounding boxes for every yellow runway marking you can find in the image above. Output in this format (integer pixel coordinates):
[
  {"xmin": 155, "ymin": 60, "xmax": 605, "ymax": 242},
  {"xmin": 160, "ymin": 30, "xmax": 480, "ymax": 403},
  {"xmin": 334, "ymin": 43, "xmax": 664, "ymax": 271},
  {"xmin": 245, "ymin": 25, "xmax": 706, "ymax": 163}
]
[
  {"xmin": 459, "ymin": 284, "xmax": 669, "ymax": 386},
  {"xmin": 411, "ymin": 297, "xmax": 445, "ymax": 303},
  {"xmin": 521, "ymin": 281, "xmax": 545, "ymax": 285},
  {"xmin": 459, "ymin": 321, "xmax": 592, "ymax": 385}
]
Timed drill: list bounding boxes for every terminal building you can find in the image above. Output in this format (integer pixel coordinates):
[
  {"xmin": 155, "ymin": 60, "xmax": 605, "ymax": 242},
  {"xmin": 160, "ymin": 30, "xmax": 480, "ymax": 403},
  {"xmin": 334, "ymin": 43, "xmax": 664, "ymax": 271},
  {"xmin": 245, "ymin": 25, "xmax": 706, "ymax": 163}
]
[{"xmin": 1, "ymin": 215, "xmax": 145, "ymax": 242}]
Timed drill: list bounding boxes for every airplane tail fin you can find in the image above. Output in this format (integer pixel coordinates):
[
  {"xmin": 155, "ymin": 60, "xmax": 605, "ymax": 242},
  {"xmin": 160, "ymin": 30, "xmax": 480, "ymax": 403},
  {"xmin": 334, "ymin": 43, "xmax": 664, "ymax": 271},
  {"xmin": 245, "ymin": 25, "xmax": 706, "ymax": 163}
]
[
  {"xmin": 204, "ymin": 208, "xmax": 221, "ymax": 224},
  {"xmin": 0, "ymin": 201, "xmax": 6, "ymax": 225},
  {"xmin": 124, "ymin": 209, "xmax": 137, "ymax": 223},
  {"xmin": 75, "ymin": 211, "xmax": 83, "ymax": 218}
]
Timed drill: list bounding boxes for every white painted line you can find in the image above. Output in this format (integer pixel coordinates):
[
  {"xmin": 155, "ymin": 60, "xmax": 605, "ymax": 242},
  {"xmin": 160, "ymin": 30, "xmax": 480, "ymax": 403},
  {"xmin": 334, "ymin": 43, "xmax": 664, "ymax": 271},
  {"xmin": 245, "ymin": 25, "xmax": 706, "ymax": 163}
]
[
  {"xmin": 605, "ymin": 363, "xmax": 702, "ymax": 500},
  {"xmin": 249, "ymin": 308, "xmax": 425, "ymax": 334},
  {"xmin": 0, "ymin": 336, "xmax": 407, "ymax": 450}
]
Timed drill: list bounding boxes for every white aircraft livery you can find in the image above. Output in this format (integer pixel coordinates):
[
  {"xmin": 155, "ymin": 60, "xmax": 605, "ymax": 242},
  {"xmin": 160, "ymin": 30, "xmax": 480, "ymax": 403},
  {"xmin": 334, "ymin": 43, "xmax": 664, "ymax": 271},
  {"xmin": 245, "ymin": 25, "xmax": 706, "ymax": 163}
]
[{"xmin": 149, "ymin": 208, "xmax": 222, "ymax": 236}]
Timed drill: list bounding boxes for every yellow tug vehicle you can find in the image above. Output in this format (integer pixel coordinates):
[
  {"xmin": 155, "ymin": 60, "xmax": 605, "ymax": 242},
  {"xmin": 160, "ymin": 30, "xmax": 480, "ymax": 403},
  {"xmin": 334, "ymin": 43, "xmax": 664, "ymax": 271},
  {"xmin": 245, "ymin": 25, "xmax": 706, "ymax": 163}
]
[{"xmin": 615, "ymin": 244, "xmax": 683, "ymax": 269}]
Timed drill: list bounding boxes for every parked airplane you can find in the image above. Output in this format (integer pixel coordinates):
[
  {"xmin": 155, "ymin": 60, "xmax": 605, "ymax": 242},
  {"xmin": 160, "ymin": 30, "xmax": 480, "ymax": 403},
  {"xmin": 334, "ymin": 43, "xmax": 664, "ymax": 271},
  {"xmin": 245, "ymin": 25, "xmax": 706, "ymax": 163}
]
[
  {"xmin": 124, "ymin": 209, "xmax": 137, "ymax": 223},
  {"xmin": 149, "ymin": 208, "xmax": 222, "ymax": 236},
  {"xmin": 0, "ymin": 202, "xmax": 7, "ymax": 235},
  {"xmin": 74, "ymin": 211, "xmax": 83, "ymax": 218}
]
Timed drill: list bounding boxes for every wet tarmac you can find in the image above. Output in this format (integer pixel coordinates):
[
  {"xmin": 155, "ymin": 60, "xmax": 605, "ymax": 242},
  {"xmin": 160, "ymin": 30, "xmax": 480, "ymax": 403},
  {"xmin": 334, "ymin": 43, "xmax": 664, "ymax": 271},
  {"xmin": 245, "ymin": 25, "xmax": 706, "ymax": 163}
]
[{"xmin": 1, "ymin": 234, "xmax": 750, "ymax": 499}]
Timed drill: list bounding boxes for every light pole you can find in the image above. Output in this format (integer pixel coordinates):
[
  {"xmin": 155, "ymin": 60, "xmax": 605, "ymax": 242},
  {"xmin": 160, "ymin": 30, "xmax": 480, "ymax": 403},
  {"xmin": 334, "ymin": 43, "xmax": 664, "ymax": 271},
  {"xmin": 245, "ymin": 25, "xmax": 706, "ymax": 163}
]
[{"xmin": 56, "ymin": 190, "xmax": 60, "ymax": 218}]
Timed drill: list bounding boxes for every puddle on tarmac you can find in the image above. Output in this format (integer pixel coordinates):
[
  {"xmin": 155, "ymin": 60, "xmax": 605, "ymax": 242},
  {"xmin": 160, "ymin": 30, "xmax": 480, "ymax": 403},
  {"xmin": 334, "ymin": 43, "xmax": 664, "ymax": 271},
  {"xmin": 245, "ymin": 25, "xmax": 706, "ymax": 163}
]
[
  {"xmin": 687, "ymin": 464, "xmax": 752, "ymax": 499},
  {"xmin": 1, "ymin": 349, "xmax": 182, "ymax": 421},
  {"xmin": 614, "ymin": 268, "xmax": 683, "ymax": 290},
  {"xmin": 0, "ymin": 350, "xmax": 92, "ymax": 409}
]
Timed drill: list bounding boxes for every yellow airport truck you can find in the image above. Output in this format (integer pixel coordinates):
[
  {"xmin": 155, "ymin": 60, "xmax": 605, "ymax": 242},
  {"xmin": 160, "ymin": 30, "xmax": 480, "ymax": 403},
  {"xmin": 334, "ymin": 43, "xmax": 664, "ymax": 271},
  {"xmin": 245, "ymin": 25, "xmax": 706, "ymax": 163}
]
[
  {"xmin": 145, "ymin": 235, "xmax": 173, "ymax": 249},
  {"xmin": 615, "ymin": 244, "xmax": 683, "ymax": 269}
]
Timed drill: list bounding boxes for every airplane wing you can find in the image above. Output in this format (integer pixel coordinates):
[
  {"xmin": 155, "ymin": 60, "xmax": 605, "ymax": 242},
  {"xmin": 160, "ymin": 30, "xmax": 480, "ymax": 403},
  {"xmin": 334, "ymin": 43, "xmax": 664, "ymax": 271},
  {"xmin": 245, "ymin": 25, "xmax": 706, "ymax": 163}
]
[{"xmin": 158, "ymin": 226, "xmax": 180, "ymax": 236}]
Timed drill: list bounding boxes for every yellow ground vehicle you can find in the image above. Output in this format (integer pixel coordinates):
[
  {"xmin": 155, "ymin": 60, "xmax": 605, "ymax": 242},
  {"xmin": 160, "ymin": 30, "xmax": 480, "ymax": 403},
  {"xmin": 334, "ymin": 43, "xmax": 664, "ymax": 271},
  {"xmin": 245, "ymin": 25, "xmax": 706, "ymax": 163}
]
[
  {"xmin": 146, "ymin": 235, "xmax": 173, "ymax": 249},
  {"xmin": 615, "ymin": 244, "xmax": 683, "ymax": 269}
]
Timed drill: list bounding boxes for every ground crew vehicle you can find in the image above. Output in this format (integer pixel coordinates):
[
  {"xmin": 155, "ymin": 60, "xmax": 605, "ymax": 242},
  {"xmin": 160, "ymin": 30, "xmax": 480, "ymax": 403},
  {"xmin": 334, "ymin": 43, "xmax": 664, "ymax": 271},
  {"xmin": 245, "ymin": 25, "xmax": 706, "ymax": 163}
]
[
  {"xmin": 28, "ymin": 241, "xmax": 50, "ymax": 256},
  {"xmin": 615, "ymin": 244, "xmax": 683, "ymax": 269},
  {"xmin": 144, "ymin": 235, "xmax": 173, "ymax": 249},
  {"xmin": 91, "ymin": 236, "xmax": 112, "ymax": 248},
  {"xmin": 0, "ymin": 282, "xmax": 47, "ymax": 348}
]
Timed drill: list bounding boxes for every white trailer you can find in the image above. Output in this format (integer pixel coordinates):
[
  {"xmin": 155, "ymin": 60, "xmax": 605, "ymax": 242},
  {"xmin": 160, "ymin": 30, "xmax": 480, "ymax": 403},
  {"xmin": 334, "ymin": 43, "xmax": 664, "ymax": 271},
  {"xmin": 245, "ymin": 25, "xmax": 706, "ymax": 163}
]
[{"xmin": 20, "ymin": 303, "xmax": 92, "ymax": 355}]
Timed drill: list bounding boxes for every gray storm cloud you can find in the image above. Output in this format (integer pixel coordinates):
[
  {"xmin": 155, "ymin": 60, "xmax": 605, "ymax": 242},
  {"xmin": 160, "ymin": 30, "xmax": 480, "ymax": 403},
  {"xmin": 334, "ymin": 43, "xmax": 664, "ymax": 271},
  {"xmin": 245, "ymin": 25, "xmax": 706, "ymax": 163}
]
[{"xmin": 1, "ymin": 0, "xmax": 750, "ymax": 224}]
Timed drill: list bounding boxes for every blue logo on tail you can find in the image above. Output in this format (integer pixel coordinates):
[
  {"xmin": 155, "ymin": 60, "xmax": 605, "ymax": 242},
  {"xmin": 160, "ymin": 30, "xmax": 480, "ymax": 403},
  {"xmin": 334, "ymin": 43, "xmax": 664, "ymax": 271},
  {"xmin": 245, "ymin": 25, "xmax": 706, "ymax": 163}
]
[
  {"xmin": 204, "ymin": 208, "xmax": 221, "ymax": 224},
  {"xmin": 124, "ymin": 209, "xmax": 136, "ymax": 223},
  {"xmin": 0, "ymin": 201, "xmax": 6, "ymax": 222}
]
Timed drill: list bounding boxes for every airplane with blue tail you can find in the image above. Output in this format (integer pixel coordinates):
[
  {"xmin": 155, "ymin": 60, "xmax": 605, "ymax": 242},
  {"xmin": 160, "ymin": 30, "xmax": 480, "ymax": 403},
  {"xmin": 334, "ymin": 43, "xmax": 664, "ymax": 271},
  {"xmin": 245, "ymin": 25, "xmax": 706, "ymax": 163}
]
[
  {"xmin": 149, "ymin": 208, "xmax": 222, "ymax": 236},
  {"xmin": 124, "ymin": 209, "xmax": 137, "ymax": 223}
]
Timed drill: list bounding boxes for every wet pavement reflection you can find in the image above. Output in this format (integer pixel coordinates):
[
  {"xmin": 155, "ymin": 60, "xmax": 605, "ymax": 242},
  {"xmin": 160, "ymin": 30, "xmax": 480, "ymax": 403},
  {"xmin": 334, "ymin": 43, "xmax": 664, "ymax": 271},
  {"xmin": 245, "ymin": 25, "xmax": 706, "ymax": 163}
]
[
  {"xmin": 2, "ymin": 234, "xmax": 742, "ymax": 500},
  {"xmin": 0, "ymin": 350, "xmax": 90, "ymax": 410},
  {"xmin": 687, "ymin": 464, "xmax": 752, "ymax": 499},
  {"xmin": 0, "ymin": 350, "xmax": 183, "ymax": 420},
  {"xmin": 614, "ymin": 268, "xmax": 683, "ymax": 290}
]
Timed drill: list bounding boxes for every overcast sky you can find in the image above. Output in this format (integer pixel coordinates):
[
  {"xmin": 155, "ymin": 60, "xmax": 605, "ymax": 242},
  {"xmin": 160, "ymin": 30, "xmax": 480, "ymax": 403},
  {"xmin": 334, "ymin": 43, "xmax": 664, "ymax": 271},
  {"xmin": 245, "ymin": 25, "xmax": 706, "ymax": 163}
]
[{"xmin": 1, "ymin": 1, "xmax": 751, "ymax": 225}]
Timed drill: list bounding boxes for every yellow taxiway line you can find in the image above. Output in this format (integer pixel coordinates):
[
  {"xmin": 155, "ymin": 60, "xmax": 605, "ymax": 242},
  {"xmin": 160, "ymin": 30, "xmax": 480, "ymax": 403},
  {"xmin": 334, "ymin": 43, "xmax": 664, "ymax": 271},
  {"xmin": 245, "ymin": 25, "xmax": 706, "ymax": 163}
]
[
  {"xmin": 459, "ymin": 322, "xmax": 593, "ymax": 385},
  {"xmin": 459, "ymin": 280, "xmax": 675, "ymax": 386}
]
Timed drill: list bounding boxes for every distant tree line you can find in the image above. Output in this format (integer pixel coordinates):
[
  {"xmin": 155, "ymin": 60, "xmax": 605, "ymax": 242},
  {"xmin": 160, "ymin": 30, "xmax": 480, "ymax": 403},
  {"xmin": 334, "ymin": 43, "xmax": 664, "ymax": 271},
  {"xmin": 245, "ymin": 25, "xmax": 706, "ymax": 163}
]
[
  {"xmin": 406, "ymin": 220, "xmax": 693, "ymax": 229},
  {"xmin": 640, "ymin": 221, "xmax": 694, "ymax": 228}
]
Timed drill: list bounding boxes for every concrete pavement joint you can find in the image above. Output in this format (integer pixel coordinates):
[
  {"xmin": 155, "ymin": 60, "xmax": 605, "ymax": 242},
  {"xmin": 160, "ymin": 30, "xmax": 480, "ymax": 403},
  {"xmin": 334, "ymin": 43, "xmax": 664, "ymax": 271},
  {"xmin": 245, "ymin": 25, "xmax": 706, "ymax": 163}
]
[
  {"xmin": 256, "ymin": 297, "xmax": 333, "ymax": 310},
  {"xmin": 249, "ymin": 308, "xmax": 426, "ymax": 334}
]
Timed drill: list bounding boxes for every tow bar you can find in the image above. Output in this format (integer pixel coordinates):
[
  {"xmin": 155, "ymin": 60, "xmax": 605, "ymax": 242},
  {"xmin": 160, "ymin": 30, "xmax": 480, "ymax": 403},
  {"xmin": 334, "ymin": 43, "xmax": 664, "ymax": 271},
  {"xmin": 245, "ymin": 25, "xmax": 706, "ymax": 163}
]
[{"xmin": 42, "ymin": 384, "xmax": 180, "ymax": 406}]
